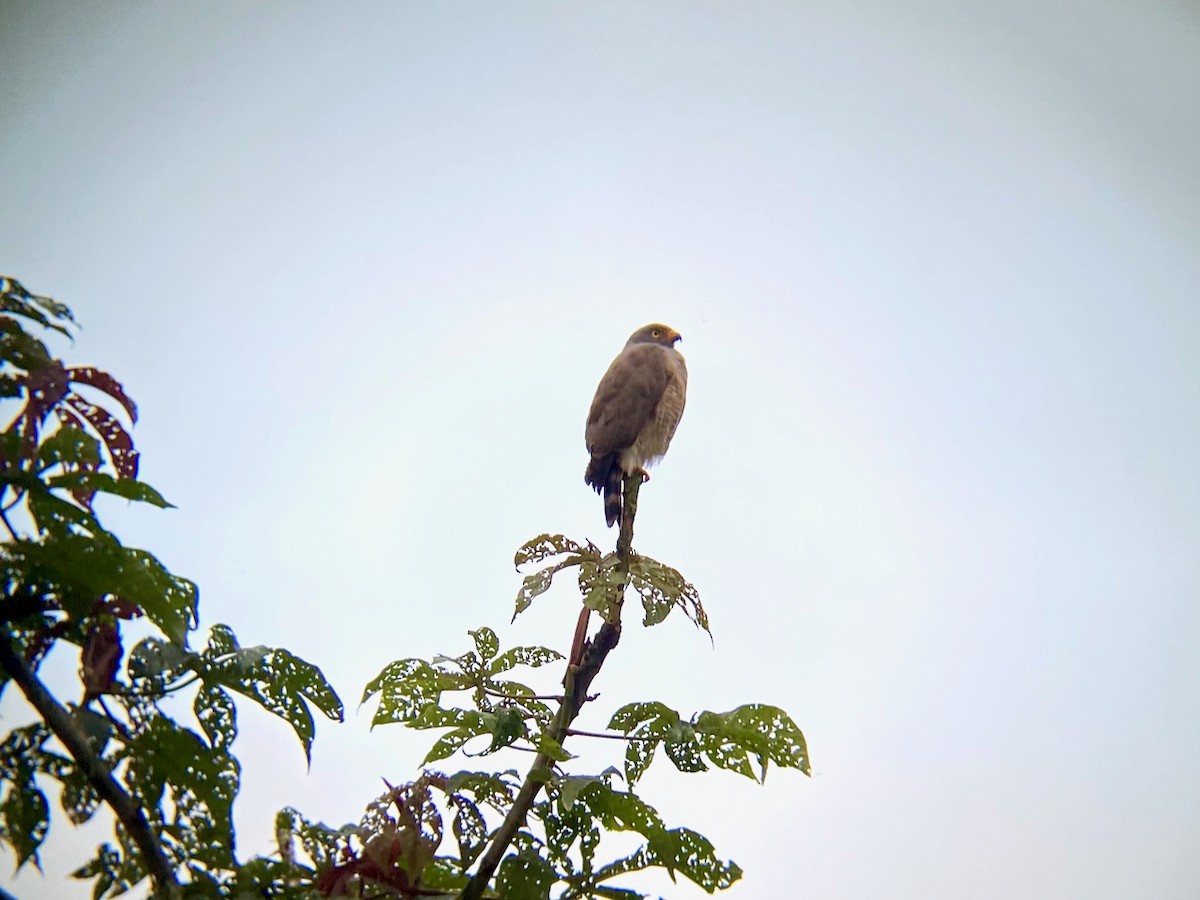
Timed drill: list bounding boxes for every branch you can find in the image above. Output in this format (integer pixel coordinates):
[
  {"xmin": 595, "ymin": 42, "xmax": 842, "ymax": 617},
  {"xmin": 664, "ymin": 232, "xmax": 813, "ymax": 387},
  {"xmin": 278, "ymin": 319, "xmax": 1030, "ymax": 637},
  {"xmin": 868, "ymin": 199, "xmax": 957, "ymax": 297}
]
[
  {"xmin": 461, "ymin": 474, "xmax": 642, "ymax": 899},
  {"xmin": 0, "ymin": 637, "xmax": 181, "ymax": 900}
]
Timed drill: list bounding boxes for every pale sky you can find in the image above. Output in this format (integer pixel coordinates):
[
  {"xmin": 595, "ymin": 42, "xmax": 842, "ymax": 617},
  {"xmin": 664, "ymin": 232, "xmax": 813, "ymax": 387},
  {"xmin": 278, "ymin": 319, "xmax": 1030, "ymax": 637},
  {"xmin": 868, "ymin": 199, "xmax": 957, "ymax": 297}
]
[{"xmin": 3, "ymin": 2, "xmax": 1200, "ymax": 898}]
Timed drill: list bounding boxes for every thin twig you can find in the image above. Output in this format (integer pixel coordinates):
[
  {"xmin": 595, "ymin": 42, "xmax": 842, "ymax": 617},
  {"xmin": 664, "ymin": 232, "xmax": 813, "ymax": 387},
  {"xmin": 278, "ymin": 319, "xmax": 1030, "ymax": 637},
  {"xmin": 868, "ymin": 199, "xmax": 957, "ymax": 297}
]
[
  {"xmin": 461, "ymin": 474, "xmax": 642, "ymax": 900},
  {"xmin": 0, "ymin": 637, "xmax": 181, "ymax": 900},
  {"xmin": 563, "ymin": 727, "xmax": 655, "ymax": 743},
  {"xmin": 477, "ymin": 683, "xmax": 562, "ymax": 702}
]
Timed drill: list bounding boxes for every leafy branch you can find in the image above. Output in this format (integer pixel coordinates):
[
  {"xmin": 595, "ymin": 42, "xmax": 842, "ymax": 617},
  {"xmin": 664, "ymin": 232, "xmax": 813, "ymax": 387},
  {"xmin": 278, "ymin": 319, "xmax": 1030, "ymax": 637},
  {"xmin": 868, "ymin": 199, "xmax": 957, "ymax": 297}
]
[
  {"xmin": 354, "ymin": 469, "xmax": 807, "ymax": 898},
  {"xmin": 460, "ymin": 474, "xmax": 644, "ymax": 898},
  {"xmin": 0, "ymin": 277, "xmax": 343, "ymax": 898},
  {"xmin": 0, "ymin": 636, "xmax": 180, "ymax": 899}
]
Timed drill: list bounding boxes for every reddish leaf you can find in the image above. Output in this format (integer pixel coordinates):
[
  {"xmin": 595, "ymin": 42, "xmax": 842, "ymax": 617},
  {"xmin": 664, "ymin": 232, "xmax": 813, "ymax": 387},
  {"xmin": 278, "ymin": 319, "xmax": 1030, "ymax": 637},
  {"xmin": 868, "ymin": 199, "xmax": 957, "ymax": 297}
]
[
  {"xmin": 19, "ymin": 360, "xmax": 71, "ymax": 461},
  {"xmin": 65, "ymin": 395, "xmax": 139, "ymax": 480},
  {"xmin": 81, "ymin": 620, "xmax": 122, "ymax": 701},
  {"xmin": 67, "ymin": 367, "xmax": 138, "ymax": 425},
  {"xmin": 314, "ymin": 863, "xmax": 359, "ymax": 896}
]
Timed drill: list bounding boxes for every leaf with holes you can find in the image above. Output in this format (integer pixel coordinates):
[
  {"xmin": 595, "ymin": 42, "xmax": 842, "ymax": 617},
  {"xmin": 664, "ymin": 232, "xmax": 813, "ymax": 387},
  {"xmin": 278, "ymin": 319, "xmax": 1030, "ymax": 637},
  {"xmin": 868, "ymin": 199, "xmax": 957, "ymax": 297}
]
[
  {"xmin": 203, "ymin": 624, "xmax": 343, "ymax": 762},
  {"xmin": 123, "ymin": 717, "xmax": 239, "ymax": 871},
  {"xmin": 0, "ymin": 276, "xmax": 74, "ymax": 337},
  {"xmin": 7, "ymin": 531, "xmax": 197, "ymax": 642},
  {"xmin": 487, "ymin": 644, "xmax": 563, "ymax": 676},
  {"xmin": 63, "ymin": 395, "xmax": 138, "ymax": 480},
  {"xmin": 0, "ymin": 776, "xmax": 49, "ymax": 871},
  {"xmin": 195, "ymin": 683, "xmax": 238, "ymax": 752},
  {"xmin": 694, "ymin": 704, "xmax": 811, "ymax": 779},
  {"xmin": 628, "ymin": 556, "xmax": 709, "ymax": 632},
  {"xmin": 496, "ymin": 846, "xmax": 556, "ymax": 900},
  {"xmin": 514, "ymin": 533, "xmax": 586, "ymax": 568},
  {"xmin": 67, "ymin": 367, "xmax": 137, "ymax": 424},
  {"xmin": 35, "ymin": 424, "xmax": 101, "ymax": 472},
  {"xmin": 469, "ymin": 627, "xmax": 499, "ymax": 662},
  {"xmin": 513, "ymin": 556, "xmax": 583, "ymax": 619},
  {"xmin": 449, "ymin": 794, "xmax": 488, "ymax": 868}
]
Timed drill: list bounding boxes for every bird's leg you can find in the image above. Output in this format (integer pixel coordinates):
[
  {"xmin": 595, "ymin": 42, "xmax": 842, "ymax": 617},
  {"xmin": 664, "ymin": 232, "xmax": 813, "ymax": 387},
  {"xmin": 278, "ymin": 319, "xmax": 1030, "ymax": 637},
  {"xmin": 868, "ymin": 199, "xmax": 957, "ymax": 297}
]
[{"xmin": 635, "ymin": 468, "xmax": 651, "ymax": 483}]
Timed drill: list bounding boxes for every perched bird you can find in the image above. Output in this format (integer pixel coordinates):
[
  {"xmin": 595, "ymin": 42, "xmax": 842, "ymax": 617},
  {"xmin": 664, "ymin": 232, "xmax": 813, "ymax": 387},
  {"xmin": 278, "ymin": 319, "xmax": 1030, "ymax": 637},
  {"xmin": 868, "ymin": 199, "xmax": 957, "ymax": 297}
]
[{"xmin": 585, "ymin": 323, "xmax": 688, "ymax": 528}]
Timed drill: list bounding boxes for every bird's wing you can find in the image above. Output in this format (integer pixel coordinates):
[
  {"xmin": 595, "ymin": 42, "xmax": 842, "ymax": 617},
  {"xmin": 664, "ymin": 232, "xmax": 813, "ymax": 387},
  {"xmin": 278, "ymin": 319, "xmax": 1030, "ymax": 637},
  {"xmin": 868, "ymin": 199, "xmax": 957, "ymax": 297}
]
[{"xmin": 585, "ymin": 343, "xmax": 669, "ymax": 455}]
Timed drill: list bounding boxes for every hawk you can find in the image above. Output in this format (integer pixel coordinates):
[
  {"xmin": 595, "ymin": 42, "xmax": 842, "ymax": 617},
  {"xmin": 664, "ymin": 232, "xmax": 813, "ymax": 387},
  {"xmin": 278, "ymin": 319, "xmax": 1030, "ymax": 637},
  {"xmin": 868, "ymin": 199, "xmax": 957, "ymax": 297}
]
[{"xmin": 585, "ymin": 323, "xmax": 687, "ymax": 528}]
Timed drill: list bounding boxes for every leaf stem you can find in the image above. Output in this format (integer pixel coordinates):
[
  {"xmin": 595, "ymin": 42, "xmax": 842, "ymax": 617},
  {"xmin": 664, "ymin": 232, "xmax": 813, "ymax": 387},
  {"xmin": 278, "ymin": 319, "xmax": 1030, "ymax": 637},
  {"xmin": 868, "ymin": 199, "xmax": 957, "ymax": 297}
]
[
  {"xmin": 0, "ymin": 637, "xmax": 181, "ymax": 900},
  {"xmin": 562, "ymin": 727, "xmax": 655, "ymax": 743},
  {"xmin": 477, "ymin": 683, "xmax": 562, "ymax": 702}
]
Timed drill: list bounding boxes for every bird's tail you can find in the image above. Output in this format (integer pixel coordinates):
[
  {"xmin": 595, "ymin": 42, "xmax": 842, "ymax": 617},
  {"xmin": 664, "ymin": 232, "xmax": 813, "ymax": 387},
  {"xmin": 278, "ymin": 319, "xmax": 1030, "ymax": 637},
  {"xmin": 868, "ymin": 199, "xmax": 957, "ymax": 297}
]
[
  {"xmin": 585, "ymin": 453, "xmax": 622, "ymax": 529},
  {"xmin": 603, "ymin": 465, "xmax": 622, "ymax": 529}
]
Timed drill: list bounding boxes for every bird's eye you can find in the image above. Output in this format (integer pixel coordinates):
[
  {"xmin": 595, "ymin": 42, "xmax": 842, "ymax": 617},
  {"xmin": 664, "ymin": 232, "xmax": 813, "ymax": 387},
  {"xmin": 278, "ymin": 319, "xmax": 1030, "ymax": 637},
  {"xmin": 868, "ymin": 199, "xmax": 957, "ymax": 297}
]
[{"xmin": 651, "ymin": 329, "xmax": 661, "ymax": 337}]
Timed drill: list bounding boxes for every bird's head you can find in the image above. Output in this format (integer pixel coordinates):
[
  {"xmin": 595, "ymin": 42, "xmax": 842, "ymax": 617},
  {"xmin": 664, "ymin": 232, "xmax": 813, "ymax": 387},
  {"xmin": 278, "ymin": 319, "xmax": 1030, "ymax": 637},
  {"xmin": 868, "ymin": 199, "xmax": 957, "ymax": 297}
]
[{"xmin": 627, "ymin": 323, "xmax": 682, "ymax": 348}]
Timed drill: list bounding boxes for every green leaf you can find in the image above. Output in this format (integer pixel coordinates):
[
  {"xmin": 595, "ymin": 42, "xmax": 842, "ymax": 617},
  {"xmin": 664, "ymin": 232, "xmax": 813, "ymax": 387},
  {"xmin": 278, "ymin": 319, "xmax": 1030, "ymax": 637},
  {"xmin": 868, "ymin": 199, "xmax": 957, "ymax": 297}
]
[
  {"xmin": 496, "ymin": 847, "xmax": 556, "ymax": 900},
  {"xmin": 59, "ymin": 767, "xmax": 100, "ymax": 827},
  {"xmin": 609, "ymin": 701, "xmax": 682, "ymax": 785},
  {"xmin": 23, "ymin": 486, "xmax": 100, "ymax": 537},
  {"xmin": 469, "ymin": 627, "xmax": 499, "ymax": 662},
  {"xmin": 553, "ymin": 777, "xmax": 742, "ymax": 892},
  {"xmin": 449, "ymin": 795, "xmax": 488, "ymax": 868},
  {"xmin": 558, "ymin": 772, "xmax": 614, "ymax": 811},
  {"xmin": 0, "ymin": 315, "xmax": 54, "ymax": 371},
  {"xmin": 71, "ymin": 843, "xmax": 125, "ymax": 899},
  {"xmin": 123, "ymin": 718, "xmax": 239, "ymax": 871},
  {"xmin": 487, "ymin": 644, "xmax": 563, "ymax": 676},
  {"xmin": 512, "ymin": 535, "xmax": 602, "ymax": 620},
  {"xmin": 578, "ymin": 556, "xmax": 626, "ymax": 617},
  {"xmin": 36, "ymin": 424, "xmax": 101, "ymax": 471},
  {"xmin": 513, "ymin": 558, "xmax": 580, "ymax": 619},
  {"xmin": 608, "ymin": 701, "xmax": 679, "ymax": 735},
  {"xmin": 694, "ymin": 704, "xmax": 811, "ymax": 779},
  {"xmin": 533, "ymin": 732, "xmax": 574, "ymax": 763},
  {"xmin": 628, "ymin": 556, "xmax": 709, "ymax": 633},
  {"xmin": 127, "ymin": 637, "xmax": 192, "ymax": 684},
  {"xmin": 204, "ymin": 624, "xmax": 344, "ymax": 763},
  {"xmin": 623, "ymin": 739, "xmax": 658, "ymax": 787},
  {"xmin": 6, "ymin": 531, "xmax": 197, "ymax": 644},
  {"xmin": 0, "ymin": 277, "xmax": 74, "ymax": 337},
  {"xmin": 195, "ymin": 683, "xmax": 238, "ymax": 751},
  {"xmin": 364, "ymin": 658, "xmax": 446, "ymax": 726},
  {"xmin": 47, "ymin": 471, "xmax": 174, "ymax": 508},
  {"xmin": 514, "ymin": 533, "xmax": 584, "ymax": 568},
  {"xmin": 0, "ymin": 779, "xmax": 49, "ymax": 870},
  {"xmin": 663, "ymin": 735, "xmax": 708, "ymax": 775},
  {"xmin": 485, "ymin": 707, "xmax": 528, "ymax": 753},
  {"xmin": 444, "ymin": 770, "xmax": 518, "ymax": 811},
  {"xmin": 422, "ymin": 719, "xmax": 487, "ymax": 765},
  {"xmin": 632, "ymin": 827, "xmax": 742, "ymax": 891}
]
